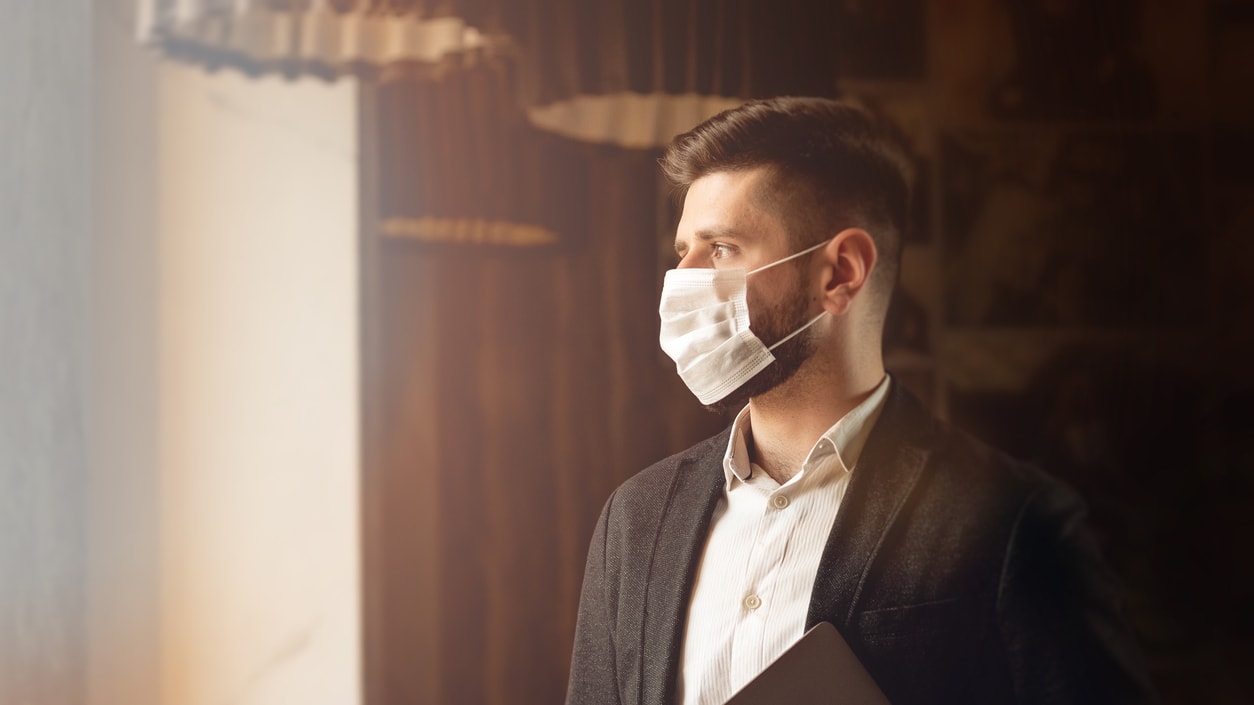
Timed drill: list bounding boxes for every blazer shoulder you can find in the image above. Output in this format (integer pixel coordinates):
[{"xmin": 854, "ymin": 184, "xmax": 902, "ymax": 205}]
[
  {"xmin": 940, "ymin": 421, "xmax": 1066, "ymax": 485},
  {"xmin": 875, "ymin": 385, "xmax": 1087, "ymax": 554},
  {"xmin": 938, "ymin": 422, "xmax": 1085, "ymax": 515},
  {"xmin": 610, "ymin": 427, "xmax": 731, "ymax": 510},
  {"xmin": 875, "ymin": 382, "xmax": 1074, "ymax": 513}
]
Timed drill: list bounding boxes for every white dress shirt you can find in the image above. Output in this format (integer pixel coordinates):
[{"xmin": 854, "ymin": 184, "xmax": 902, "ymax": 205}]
[{"xmin": 678, "ymin": 376, "xmax": 891, "ymax": 705}]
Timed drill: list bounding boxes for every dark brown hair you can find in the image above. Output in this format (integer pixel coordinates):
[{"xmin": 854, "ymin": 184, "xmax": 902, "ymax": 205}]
[{"xmin": 660, "ymin": 97, "xmax": 914, "ymax": 305}]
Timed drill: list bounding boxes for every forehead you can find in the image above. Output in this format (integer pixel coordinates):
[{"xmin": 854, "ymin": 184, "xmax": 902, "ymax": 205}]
[{"xmin": 674, "ymin": 168, "xmax": 788, "ymax": 248}]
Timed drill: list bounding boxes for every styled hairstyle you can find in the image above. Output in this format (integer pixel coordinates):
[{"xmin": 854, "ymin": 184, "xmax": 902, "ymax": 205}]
[{"xmin": 660, "ymin": 97, "xmax": 914, "ymax": 310}]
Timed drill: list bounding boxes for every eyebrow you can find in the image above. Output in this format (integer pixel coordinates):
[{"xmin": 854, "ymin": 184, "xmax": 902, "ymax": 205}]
[{"xmin": 674, "ymin": 226, "xmax": 744, "ymax": 256}]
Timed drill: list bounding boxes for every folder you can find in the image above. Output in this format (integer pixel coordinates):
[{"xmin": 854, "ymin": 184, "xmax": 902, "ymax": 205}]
[{"xmin": 723, "ymin": 622, "xmax": 890, "ymax": 705}]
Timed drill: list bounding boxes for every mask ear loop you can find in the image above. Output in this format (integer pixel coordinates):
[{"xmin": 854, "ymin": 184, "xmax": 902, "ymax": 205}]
[
  {"xmin": 746, "ymin": 237, "xmax": 833, "ymax": 276},
  {"xmin": 748, "ymin": 237, "xmax": 833, "ymax": 351},
  {"xmin": 766, "ymin": 311, "xmax": 827, "ymax": 352}
]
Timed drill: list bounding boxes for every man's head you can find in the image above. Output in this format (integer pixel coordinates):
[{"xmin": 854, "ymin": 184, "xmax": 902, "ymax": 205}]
[
  {"xmin": 659, "ymin": 98, "xmax": 914, "ymax": 412},
  {"xmin": 661, "ymin": 97, "xmax": 914, "ymax": 323}
]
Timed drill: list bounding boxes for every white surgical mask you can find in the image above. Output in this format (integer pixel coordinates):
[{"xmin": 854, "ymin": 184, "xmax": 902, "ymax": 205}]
[{"xmin": 658, "ymin": 239, "xmax": 830, "ymax": 404}]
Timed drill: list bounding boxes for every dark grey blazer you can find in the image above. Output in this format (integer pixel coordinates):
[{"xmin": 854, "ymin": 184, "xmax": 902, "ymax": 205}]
[{"xmin": 566, "ymin": 382, "xmax": 1156, "ymax": 705}]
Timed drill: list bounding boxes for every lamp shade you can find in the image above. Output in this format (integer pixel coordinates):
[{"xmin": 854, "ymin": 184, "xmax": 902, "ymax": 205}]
[
  {"xmin": 138, "ymin": 0, "xmax": 509, "ymax": 79},
  {"xmin": 500, "ymin": 0, "xmax": 925, "ymax": 147}
]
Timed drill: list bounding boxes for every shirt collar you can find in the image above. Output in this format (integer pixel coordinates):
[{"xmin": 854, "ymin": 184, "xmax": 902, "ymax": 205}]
[{"xmin": 722, "ymin": 374, "xmax": 892, "ymax": 489}]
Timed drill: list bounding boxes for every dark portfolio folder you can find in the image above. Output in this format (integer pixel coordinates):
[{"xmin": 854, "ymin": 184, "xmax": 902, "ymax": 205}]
[{"xmin": 724, "ymin": 622, "xmax": 891, "ymax": 705}]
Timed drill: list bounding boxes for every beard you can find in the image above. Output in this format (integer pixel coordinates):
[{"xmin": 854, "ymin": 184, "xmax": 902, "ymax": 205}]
[{"xmin": 701, "ymin": 272, "xmax": 819, "ymax": 416}]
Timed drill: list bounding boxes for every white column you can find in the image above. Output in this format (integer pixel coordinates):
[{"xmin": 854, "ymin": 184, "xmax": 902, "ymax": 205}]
[{"xmin": 157, "ymin": 63, "xmax": 361, "ymax": 705}]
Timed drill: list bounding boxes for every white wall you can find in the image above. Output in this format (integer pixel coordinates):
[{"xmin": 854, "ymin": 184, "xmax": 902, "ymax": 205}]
[
  {"xmin": 87, "ymin": 3, "xmax": 362, "ymax": 701},
  {"xmin": 156, "ymin": 65, "xmax": 361, "ymax": 705}
]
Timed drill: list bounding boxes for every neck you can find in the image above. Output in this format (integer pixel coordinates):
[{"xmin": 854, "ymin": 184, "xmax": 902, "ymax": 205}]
[{"xmin": 746, "ymin": 346, "xmax": 885, "ymax": 484}]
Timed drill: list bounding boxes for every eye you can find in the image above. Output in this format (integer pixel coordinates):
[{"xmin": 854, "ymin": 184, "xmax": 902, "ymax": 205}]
[{"xmin": 711, "ymin": 243, "xmax": 736, "ymax": 261}]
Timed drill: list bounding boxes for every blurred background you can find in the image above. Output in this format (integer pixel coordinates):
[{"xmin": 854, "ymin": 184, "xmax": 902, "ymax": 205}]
[{"xmin": 3, "ymin": 0, "xmax": 1251, "ymax": 704}]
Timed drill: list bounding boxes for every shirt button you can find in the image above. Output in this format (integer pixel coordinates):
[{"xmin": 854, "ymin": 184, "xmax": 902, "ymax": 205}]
[
  {"xmin": 771, "ymin": 494, "xmax": 790, "ymax": 509},
  {"xmin": 743, "ymin": 594, "xmax": 762, "ymax": 610}
]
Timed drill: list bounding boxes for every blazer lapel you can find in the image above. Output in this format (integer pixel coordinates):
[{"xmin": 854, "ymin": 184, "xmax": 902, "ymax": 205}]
[
  {"xmin": 637, "ymin": 433, "xmax": 728, "ymax": 705},
  {"xmin": 807, "ymin": 382, "xmax": 940, "ymax": 629}
]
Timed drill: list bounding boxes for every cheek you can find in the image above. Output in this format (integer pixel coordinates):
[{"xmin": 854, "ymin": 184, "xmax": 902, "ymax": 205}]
[
  {"xmin": 744, "ymin": 277, "xmax": 783, "ymax": 324},
  {"xmin": 744, "ymin": 286, "xmax": 767, "ymax": 317},
  {"xmin": 748, "ymin": 272, "xmax": 810, "ymax": 330}
]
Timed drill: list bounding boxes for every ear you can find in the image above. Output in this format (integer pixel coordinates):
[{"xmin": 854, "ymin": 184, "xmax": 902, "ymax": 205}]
[{"xmin": 817, "ymin": 228, "xmax": 877, "ymax": 317}]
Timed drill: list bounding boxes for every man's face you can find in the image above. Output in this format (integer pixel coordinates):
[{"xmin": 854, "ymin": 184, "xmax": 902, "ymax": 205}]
[{"xmin": 671, "ymin": 168, "xmax": 821, "ymax": 413}]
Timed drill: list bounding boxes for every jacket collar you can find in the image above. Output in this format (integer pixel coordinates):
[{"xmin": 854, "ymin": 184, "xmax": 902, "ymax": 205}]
[{"xmin": 806, "ymin": 380, "xmax": 940, "ymax": 629}]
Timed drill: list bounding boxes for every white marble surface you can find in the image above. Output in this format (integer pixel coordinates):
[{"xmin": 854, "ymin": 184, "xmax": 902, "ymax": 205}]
[{"xmin": 156, "ymin": 61, "xmax": 360, "ymax": 705}]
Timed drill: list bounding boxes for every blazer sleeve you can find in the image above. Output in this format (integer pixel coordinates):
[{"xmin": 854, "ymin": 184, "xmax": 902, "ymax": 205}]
[
  {"xmin": 996, "ymin": 483, "xmax": 1158, "ymax": 705},
  {"xmin": 566, "ymin": 491, "xmax": 624, "ymax": 705}
]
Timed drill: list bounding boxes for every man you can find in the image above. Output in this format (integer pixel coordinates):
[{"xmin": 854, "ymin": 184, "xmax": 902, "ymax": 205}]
[{"xmin": 565, "ymin": 98, "xmax": 1155, "ymax": 705}]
